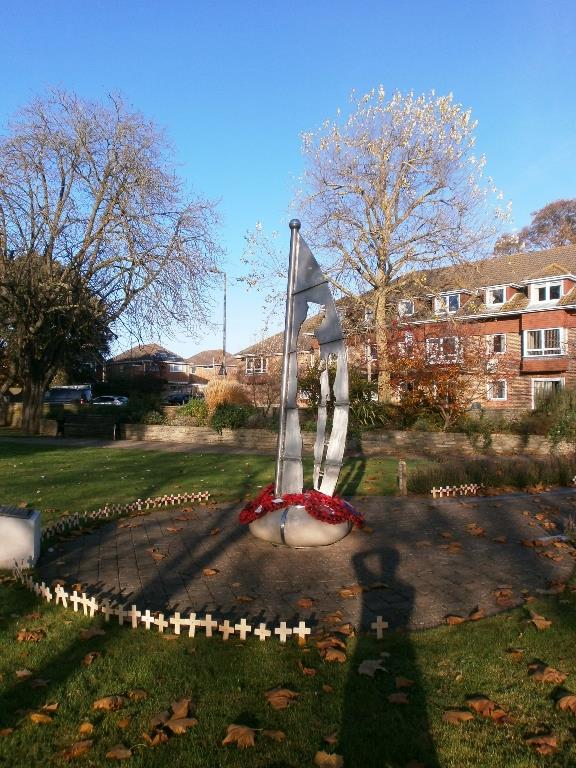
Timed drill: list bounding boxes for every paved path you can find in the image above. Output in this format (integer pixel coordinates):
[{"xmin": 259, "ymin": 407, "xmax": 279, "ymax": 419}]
[{"xmin": 36, "ymin": 489, "xmax": 576, "ymax": 630}]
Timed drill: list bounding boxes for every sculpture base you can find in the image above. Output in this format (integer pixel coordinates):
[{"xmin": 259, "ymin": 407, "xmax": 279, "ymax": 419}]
[{"xmin": 249, "ymin": 505, "xmax": 351, "ymax": 548}]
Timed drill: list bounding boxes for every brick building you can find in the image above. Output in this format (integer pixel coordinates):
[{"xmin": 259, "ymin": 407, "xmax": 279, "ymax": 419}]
[{"xmin": 104, "ymin": 344, "xmax": 208, "ymax": 393}]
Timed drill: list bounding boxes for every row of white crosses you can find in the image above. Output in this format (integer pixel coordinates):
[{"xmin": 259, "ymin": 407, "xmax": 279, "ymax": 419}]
[
  {"xmin": 16, "ymin": 569, "xmax": 389, "ymax": 641},
  {"xmin": 41, "ymin": 490, "xmax": 211, "ymax": 541},
  {"xmin": 431, "ymin": 483, "xmax": 482, "ymax": 499}
]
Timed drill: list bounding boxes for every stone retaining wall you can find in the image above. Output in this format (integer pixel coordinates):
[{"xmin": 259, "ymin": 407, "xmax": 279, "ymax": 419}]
[{"xmin": 120, "ymin": 424, "xmax": 572, "ymax": 457}]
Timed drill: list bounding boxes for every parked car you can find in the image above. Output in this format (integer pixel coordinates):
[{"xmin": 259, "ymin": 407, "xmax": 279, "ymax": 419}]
[
  {"xmin": 44, "ymin": 385, "xmax": 92, "ymax": 405},
  {"xmin": 163, "ymin": 393, "xmax": 190, "ymax": 405},
  {"xmin": 91, "ymin": 395, "xmax": 129, "ymax": 406}
]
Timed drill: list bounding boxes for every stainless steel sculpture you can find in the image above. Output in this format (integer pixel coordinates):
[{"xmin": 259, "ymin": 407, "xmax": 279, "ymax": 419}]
[{"xmin": 247, "ymin": 220, "xmax": 357, "ymax": 547}]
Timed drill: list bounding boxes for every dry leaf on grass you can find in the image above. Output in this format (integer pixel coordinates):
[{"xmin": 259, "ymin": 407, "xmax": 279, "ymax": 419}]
[
  {"xmin": 93, "ymin": 695, "xmax": 127, "ymax": 711},
  {"xmin": 314, "ymin": 750, "xmax": 344, "ymax": 767},
  {"xmin": 316, "ymin": 637, "xmax": 347, "ymax": 651},
  {"xmin": 105, "ymin": 744, "xmax": 132, "ymax": 760},
  {"xmin": 29, "ymin": 712, "xmax": 52, "ymax": 724},
  {"xmin": 82, "ymin": 651, "xmax": 101, "ymax": 667},
  {"xmin": 525, "ymin": 735, "xmax": 558, "ymax": 755},
  {"xmin": 323, "ymin": 732, "xmax": 338, "ymax": 745},
  {"xmin": 299, "ymin": 661, "xmax": 317, "ymax": 676},
  {"xmin": 60, "ymin": 740, "xmax": 93, "ymax": 761},
  {"xmin": 442, "ymin": 710, "xmax": 474, "ymax": 724},
  {"xmin": 202, "ymin": 568, "xmax": 219, "ymax": 577},
  {"xmin": 264, "ymin": 687, "xmax": 299, "ymax": 710},
  {"xmin": 79, "ymin": 722, "xmax": 94, "ymax": 735},
  {"xmin": 396, "ymin": 677, "xmax": 415, "ymax": 689},
  {"xmin": 528, "ymin": 663, "xmax": 567, "ymax": 684},
  {"xmin": 262, "ymin": 729, "xmax": 286, "ymax": 742},
  {"xmin": 388, "ymin": 692, "xmax": 409, "ymax": 704},
  {"xmin": 556, "ymin": 694, "xmax": 576, "ymax": 713},
  {"xmin": 143, "ymin": 730, "xmax": 169, "ymax": 747},
  {"xmin": 322, "ymin": 684, "xmax": 335, "ymax": 694},
  {"xmin": 15, "ymin": 669, "xmax": 33, "ymax": 679},
  {"xmin": 0, "ymin": 729, "xmax": 14, "ymax": 737},
  {"xmin": 446, "ymin": 615, "xmax": 466, "ymax": 626},
  {"xmin": 116, "ymin": 718, "xmax": 131, "ymax": 729},
  {"xmin": 297, "ymin": 597, "xmax": 314, "ymax": 610},
  {"xmin": 468, "ymin": 607, "xmax": 485, "ymax": 621},
  {"xmin": 322, "ymin": 648, "xmax": 347, "ymax": 664},
  {"xmin": 323, "ymin": 611, "xmax": 343, "ymax": 624},
  {"xmin": 171, "ymin": 697, "xmax": 193, "ymax": 719},
  {"xmin": 528, "ymin": 611, "xmax": 552, "ymax": 630},
  {"xmin": 222, "ymin": 723, "xmax": 256, "ymax": 748},
  {"xmin": 358, "ymin": 659, "xmax": 386, "ymax": 677},
  {"xmin": 165, "ymin": 717, "xmax": 198, "ymax": 735},
  {"xmin": 42, "ymin": 702, "xmax": 59, "ymax": 712},
  {"xmin": 16, "ymin": 628, "xmax": 46, "ymax": 642},
  {"xmin": 466, "ymin": 695, "xmax": 510, "ymax": 721},
  {"xmin": 128, "ymin": 689, "xmax": 148, "ymax": 701}
]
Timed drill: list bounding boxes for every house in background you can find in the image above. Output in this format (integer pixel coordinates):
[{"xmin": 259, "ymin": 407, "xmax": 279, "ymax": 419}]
[
  {"xmin": 186, "ymin": 349, "xmax": 239, "ymax": 380},
  {"xmin": 104, "ymin": 344, "xmax": 208, "ymax": 394}
]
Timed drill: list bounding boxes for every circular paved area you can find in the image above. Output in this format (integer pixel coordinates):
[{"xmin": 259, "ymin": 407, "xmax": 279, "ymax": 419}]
[{"xmin": 37, "ymin": 490, "xmax": 576, "ymax": 630}]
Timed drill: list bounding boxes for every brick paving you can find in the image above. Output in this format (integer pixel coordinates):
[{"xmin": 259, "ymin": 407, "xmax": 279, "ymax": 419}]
[{"xmin": 36, "ymin": 489, "xmax": 576, "ymax": 631}]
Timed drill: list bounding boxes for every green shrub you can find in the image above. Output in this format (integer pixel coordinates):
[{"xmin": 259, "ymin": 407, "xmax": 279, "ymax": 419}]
[
  {"xmin": 210, "ymin": 404, "xmax": 253, "ymax": 434},
  {"xmin": 140, "ymin": 409, "xmax": 166, "ymax": 425},
  {"xmin": 177, "ymin": 398, "xmax": 209, "ymax": 426}
]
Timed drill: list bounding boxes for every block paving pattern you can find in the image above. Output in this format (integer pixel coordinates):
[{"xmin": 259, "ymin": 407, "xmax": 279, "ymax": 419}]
[{"xmin": 36, "ymin": 490, "xmax": 576, "ymax": 630}]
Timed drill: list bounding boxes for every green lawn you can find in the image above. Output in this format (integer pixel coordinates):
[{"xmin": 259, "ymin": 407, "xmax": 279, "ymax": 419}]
[
  {"xmin": 0, "ymin": 442, "xmax": 423, "ymax": 525},
  {"xmin": 1, "ymin": 575, "xmax": 576, "ymax": 767}
]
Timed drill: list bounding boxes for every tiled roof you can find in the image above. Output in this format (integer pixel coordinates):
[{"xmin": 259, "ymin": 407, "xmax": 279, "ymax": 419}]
[
  {"xmin": 237, "ymin": 313, "xmax": 325, "ymax": 357},
  {"xmin": 108, "ymin": 344, "xmax": 185, "ymax": 364},
  {"xmin": 558, "ymin": 285, "xmax": 576, "ymax": 306},
  {"xmin": 523, "ymin": 262, "xmax": 576, "ymax": 281},
  {"xmin": 186, "ymin": 349, "xmax": 238, "ymax": 367}
]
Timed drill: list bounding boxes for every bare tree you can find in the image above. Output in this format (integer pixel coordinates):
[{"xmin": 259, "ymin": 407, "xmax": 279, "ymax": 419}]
[
  {"xmin": 297, "ymin": 87, "xmax": 508, "ymax": 399},
  {"xmin": 0, "ymin": 91, "xmax": 221, "ymax": 431}
]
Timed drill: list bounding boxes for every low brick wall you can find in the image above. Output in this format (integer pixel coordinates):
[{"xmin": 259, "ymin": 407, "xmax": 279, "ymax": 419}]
[{"xmin": 119, "ymin": 424, "xmax": 572, "ymax": 457}]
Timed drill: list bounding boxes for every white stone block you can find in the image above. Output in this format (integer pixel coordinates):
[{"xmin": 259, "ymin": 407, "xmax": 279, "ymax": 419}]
[{"xmin": 0, "ymin": 507, "xmax": 41, "ymax": 568}]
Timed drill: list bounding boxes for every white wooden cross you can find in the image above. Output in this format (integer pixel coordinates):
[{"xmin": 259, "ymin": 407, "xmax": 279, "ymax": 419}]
[
  {"xmin": 85, "ymin": 595, "xmax": 99, "ymax": 617},
  {"xmin": 254, "ymin": 623, "xmax": 271, "ymax": 641},
  {"xmin": 187, "ymin": 613, "xmax": 200, "ymax": 638},
  {"xmin": 293, "ymin": 620, "xmax": 311, "ymax": 643},
  {"xmin": 218, "ymin": 619, "xmax": 235, "ymax": 640},
  {"xmin": 155, "ymin": 613, "xmax": 168, "ymax": 633},
  {"xmin": 44, "ymin": 586, "xmax": 53, "ymax": 603},
  {"xmin": 38, "ymin": 581, "xmax": 47, "ymax": 597},
  {"xmin": 140, "ymin": 609, "xmax": 155, "ymax": 630},
  {"xmin": 274, "ymin": 621, "xmax": 293, "ymax": 644},
  {"xmin": 100, "ymin": 600, "xmax": 113, "ymax": 622},
  {"xmin": 371, "ymin": 616, "xmax": 389, "ymax": 639},
  {"xmin": 55, "ymin": 585, "xmax": 68, "ymax": 607},
  {"xmin": 234, "ymin": 618, "xmax": 252, "ymax": 640},
  {"xmin": 33, "ymin": 581, "xmax": 43, "ymax": 596},
  {"xmin": 70, "ymin": 590, "xmax": 83, "ymax": 613},
  {"xmin": 203, "ymin": 614, "xmax": 218, "ymax": 637},
  {"xmin": 129, "ymin": 605, "xmax": 141, "ymax": 629},
  {"xmin": 80, "ymin": 593, "xmax": 91, "ymax": 616},
  {"xmin": 115, "ymin": 604, "xmax": 127, "ymax": 626},
  {"xmin": 169, "ymin": 612, "xmax": 190, "ymax": 635}
]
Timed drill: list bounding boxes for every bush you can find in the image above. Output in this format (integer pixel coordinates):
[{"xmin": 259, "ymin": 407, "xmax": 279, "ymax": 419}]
[
  {"xmin": 173, "ymin": 398, "xmax": 209, "ymax": 426},
  {"xmin": 204, "ymin": 378, "xmax": 250, "ymax": 416},
  {"xmin": 210, "ymin": 404, "xmax": 253, "ymax": 434},
  {"xmin": 140, "ymin": 409, "xmax": 166, "ymax": 425}
]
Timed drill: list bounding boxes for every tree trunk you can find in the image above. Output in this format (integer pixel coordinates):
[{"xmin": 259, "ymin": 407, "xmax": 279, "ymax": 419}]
[
  {"xmin": 375, "ymin": 298, "xmax": 393, "ymax": 402},
  {"xmin": 21, "ymin": 377, "xmax": 47, "ymax": 434}
]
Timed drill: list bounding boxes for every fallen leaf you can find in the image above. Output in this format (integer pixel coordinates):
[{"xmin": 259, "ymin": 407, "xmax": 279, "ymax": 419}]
[
  {"xmin": 262, "ymin": 729, "xmax": 286, "ymax": 742},
  {"xmin": 60, "ymin": 740, "xmax": 93, "ymax": 761},
  {"xmin": 323, "ymin": 732, "xmax": 338, "ymax": 745},
  {"xmin": 297, "ymin": 597, "xmax": 314, "ymax": 610},
  {"xmin": 147, "ymin": 548, "xmax": 167, "ymax": 561},
  {"xmin": 16, "ymin": 628, "xmax": 46, "ymax": 642},
  {"xmin": 117, "ymin": 717, "xmax": 131, "ymax": 729},
  {"xmin": 165, "ymin": 527, "xmax": 183, "ymax": 534},
  {"xmin": 79, "ymin": 627, "xmax": 106, "ymax": 640},
  {"xmin": 165, "ymin": 717, "xmax": 198, "ymax": 734},
  {"xmin": 529, "ymin": 611, "xmax": 552, "ymax": 630},
  {"xmin": 334, "ymin": 623, "xmax": 354, "ymax": 637},
  {"xmin": 299, "ymin": 661, "xmax": 317, "ymax": 676},
  {"xmin": 446, "ymin": 615, "xmax": 466, "ymax": 625},
  {"xmin": 93, "ymin": 695, "xmax": 127, "ymax": 711},
  {"xmin": 15, "ymin": 668, "xmax": 33, "ymax": 679},
  {"xmin": 388, "ymin": 692, "xmax": 409, "ymax": 704},
  {"xmin": 314, "ymin": 750, "xmax": 344, "ymax": 767},
  {"xmin": 338, "ymin": 584, "xmax": 363, "ymax": 599},
  {"xmin": 149, "ymin": 711, "xmax": 171, "ymax": 728},
  {"xmin": 82, "ymin": 651, "xmax": 101, "ymax": 667},
  {"xmin": 29, "ymin": 712, "xmax": 52, "ymax": 724},
  {"xmin": 142, "ymin": 730, "xmax": 169, "ymax": 747},
  {"xmin": 492, "ymin": 536, "xmax": 507, "ymax": 544},
  {"xmin": 467, "ymin": 523, "xmax": 485, "ymax": 537},
  {"xmin": 0, "ymin": 729, "xmax": 14, "ymax": 737},
  {"xmin": 525, "ymin": 734, "xmax": 558, "ymax": 755},
  {"xmin": 322, "ymin": 648, "xmax": 347, "ymax": 664},
  {"xmin": 468, "ymin": 607, "xmax": 485, "ymax": 621},
  {"xmin": 222, "ymin": 723, "xmax": 255, "ymax": 748},
  {"xmin": 528, "ymin": 663, "xmax": 567, "ymax": 683},
  {"xmin": 202, "ymin": 568, "xmax": 219, "ymax": 577},
  {"xmin": 128, "ymin": 689, "xmax": 148, "ymax": 701},
  {"xmin": 264, "ymin": 687, "xmax": 299, "ymax": 710},
  {"xmin": 322, "ymin": 611, "xmax": 343, "ymax": 624},
  {"xmin": 358, "ymin": 659, "xmax": 386, "ymax": 677},
  {"xmin": 442, "ymin": 709, "xmax": 474, "ymax": 724},
  {"xmin": 105, "ymin": 744, "xmax": 132, "ymax": 760},
  {"xmin": 440, "ymin": 531, "xmax": 453, "ymax": 539},
  {"xmin": 237, "ymin": 595, "xmax": 254, "ymax": 603},
  {"xmin": 506, "ymin": 648, "xmax": 525, "ymax": 662},
  {"xmin": 466, "ymin": 695, "xmax": 499, "ymax": 717},
  {"xmin": 42, "ymin": 702, "xmax": 59, "ymax": 712},
  {"xmin": 316, "ymin": 637, "xmax": 347, "ymax": 651},
  {"xmin": 171, "ymin": 697, "xmax": 192, "ymax": 719},
  {"xmin": 396, "ymin": 677, "xmax": 415, "ymax": 689},
  {"xmin": 322, "ymin": 684, "xmax": 335, "ymax": 694},
  {"xmin": 556, "ymin": 694, "xmax": 576, "ymax": 713},
  {"xmin": 79, "ymin": 722, "xmax": 94, "ymax": 735}
]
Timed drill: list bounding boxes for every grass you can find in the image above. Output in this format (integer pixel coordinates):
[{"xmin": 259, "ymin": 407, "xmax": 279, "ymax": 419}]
[
  {"xmin": 1, "ymin": 575, "xmax": 576, "ymax": 766},
  {"xmin": 0, "ymin": 442, "xmax": 424, "ymax": 525}
]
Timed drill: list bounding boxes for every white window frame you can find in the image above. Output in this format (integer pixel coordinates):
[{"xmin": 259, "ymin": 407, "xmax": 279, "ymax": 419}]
[
  {"xmin": 523, "ymin": 327, "xmax": 566, "ymax": 357},
  {"xmin": 365, "ymin": 342, "xmax": 378, "ymax": 362},
  {"xmin": 397, "ymin": 332, "xmax": 413, "ymax": 357},
  {"xmin": 425, "ymin": 336, "xmax": 462, "ymax": 364},
  {"xmin": 488, "ymin": 333, "xmax": 507, "ymax": 354},
  {"xmin": 485, "ymin": 286, "xmax": 506, "ymax": 306},
  {"xmin": 531, "ymin": 281, "xmax": 563, "ymax": 303},
  {"xmin": 245, "ymin": 356, "xmax": 267, "ymax": 375},
  {"xmin": 398, "ymin": 299, "xmax": 414, "ymax": 317},
  {"xmin": 169, "ymin": 363, "xmax": 185, "ymax": 373},
  {"xmin": 487, "ymin": 380, "xmax": 507, "ymax": 401},
  {"xmin": 434, "ymin": 293, "xmax": 460, "ymax": 314},
  {"xmin": 531, "ymin": 378, "xmax": 564, "ymax": 409}
]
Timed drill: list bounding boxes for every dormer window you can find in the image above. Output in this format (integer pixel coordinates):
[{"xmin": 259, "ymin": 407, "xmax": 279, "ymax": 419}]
[
  {"xmin": 398, "ymin": 299, "xmax": 414, "ymax": 317},
  {"xmin": 486, "ymin": 287, "xmax": 505, "ymax": 305},
  {"xmin": 533, "ymin": 282, "xmax": 562, "ymax": 302},
  {"xmin": 434, "ymin": 293, "xmax": 460, "ymax": 313}
]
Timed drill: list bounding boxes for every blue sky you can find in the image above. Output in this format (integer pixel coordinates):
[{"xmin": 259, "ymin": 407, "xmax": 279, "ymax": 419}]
[{"xmin": 1, "ymin": 1, "xmax": 575, "ymax": 358}]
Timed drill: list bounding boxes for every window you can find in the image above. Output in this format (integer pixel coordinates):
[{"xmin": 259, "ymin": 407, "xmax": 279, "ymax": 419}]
[
  {"xmin": 245, "ymin": 356, "xmax": 267, "ymax": 375},
  {"xmin": 532, "ymin": 282, "xmax": 562, "ymax": 302},
  {"xmin": 169, "ymin": 363, "xmax": 185, "ymax": 372},
  {"xmin": 434, "ymin": 293, "xmax": 460, "ymax": 313},
  {"xmin": 524, "ymin": 328, "xmax": 564, "ymax": 356},
  {"xmin": 486, "ymin": 287, "xmax": 505, "ymax": 305},
  {"xmin": 365, "ymin": 343, "xmax": 378, "ymax": 361},
  {"xmin": 532, "ymin": 378, "xmax": 563, "ymax": 409},
  {"xmin": 490, "ymin": 334, "xmax": 506, "ymax": 354},
  {"xmin": 425, "ymin": 336, "xmax": 462, "ymax": 363},
  {"xmin": 398, "ymin": 299, "xmax": 414, "ymax": 317},
  {"xmin": 397, "ymin": 332, "xmax": 413, "ymax": 356},
  {"xmin": 487, "ymin": 380, "xmax": 507, "ymax": 401}
]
